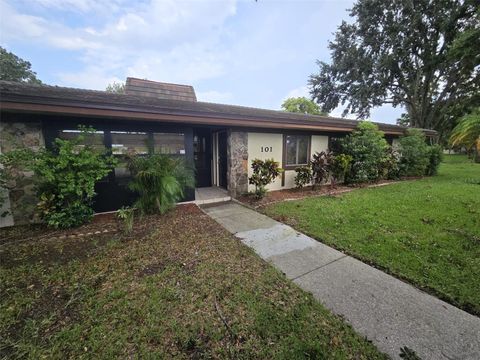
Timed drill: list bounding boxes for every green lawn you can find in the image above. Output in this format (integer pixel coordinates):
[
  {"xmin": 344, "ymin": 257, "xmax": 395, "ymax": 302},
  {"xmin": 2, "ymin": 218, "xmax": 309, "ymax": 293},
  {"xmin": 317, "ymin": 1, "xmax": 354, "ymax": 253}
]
[
  {"xmin": 264, "ymin": 155, "xmax": 480, "ymax": 315},
  {"xmin": 0, "ymin": 205, "xmax": 385, "ymax": 359}
]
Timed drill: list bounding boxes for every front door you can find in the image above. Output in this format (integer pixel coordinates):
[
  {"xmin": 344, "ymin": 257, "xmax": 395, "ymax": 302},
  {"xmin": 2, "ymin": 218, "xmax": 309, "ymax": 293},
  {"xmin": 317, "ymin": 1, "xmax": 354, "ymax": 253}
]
[
  {"xmin": 218, "ymin": 131, "xmax": 228, "ymax": 188},
  {"xmin": 194, "ymin": 129, "xmax": 212, "ymax": 187}
]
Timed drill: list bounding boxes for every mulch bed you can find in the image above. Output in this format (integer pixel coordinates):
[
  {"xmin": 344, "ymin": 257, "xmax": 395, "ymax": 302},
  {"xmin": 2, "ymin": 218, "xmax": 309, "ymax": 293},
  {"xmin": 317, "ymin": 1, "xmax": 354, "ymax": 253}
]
[
  {"xmin": 236, "ymin": 179, "xmax": 420, "ymax": 209},
  {"xmin": 0, "ymin": 204, "xmax": 196, "ymax": 247}
]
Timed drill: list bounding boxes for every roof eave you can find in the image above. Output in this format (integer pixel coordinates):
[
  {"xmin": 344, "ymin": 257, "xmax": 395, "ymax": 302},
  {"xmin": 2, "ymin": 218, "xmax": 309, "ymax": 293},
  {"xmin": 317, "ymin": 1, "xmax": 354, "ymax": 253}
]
[{"xmin": 1, "ymin": 98, "xmax": 411, "ymax": 135}]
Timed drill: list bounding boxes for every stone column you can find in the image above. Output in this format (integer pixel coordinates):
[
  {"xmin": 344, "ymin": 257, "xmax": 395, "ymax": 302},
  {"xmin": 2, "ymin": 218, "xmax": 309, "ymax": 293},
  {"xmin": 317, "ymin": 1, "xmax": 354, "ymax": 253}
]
[
  {"xmin": 227, "ymin": 131, "xmax": 248, "ymax": 197},
  {"xmin": 0, "ymin": 121, "xmax": 45, "ymax": 226}
]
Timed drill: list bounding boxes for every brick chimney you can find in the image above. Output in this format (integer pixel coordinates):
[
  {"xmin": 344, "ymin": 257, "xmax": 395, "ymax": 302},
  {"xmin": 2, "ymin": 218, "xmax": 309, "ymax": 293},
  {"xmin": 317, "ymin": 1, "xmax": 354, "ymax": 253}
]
[{"xmin": 124, "ymin": 77, "xmax": 197, "ymax": 102}]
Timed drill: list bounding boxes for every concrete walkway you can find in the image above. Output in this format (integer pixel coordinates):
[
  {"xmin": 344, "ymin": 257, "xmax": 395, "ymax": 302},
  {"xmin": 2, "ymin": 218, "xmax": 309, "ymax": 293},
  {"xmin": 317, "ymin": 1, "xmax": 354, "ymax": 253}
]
[{"xmin": 202, "ymin": 202, "xmax": 480, "ymax": 360}]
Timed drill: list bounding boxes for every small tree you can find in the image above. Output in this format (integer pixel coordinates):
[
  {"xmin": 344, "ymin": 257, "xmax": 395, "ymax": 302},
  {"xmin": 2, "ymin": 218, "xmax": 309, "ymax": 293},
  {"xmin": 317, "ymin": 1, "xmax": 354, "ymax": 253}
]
[
  {"xmin": 128, "ymin": 155, "xmax": 194, "ymax": 214},
  {"xmin": 106, "ymin": 81, "xmax": 125, "ymax": 94},
  {"xmin": 294, "ymin": 165, "xmax": 312, "ymax": 189},
  {"xmin": 281, "ymin": 97, "xmax": 327, "ymax": 115},
  {"xmin": 311, "ymin": 151, "xmax": 332, "ymax": 189},
  {"xmin": 425, "ymin": 145, "xmax": 443, "ymax": 176},
  {"xmin": 341, "ymin": 121, "xmax": 389, "ymax": 184},
  {"xmin": 398, "ymin": 129, "xmax": 429, "ymax": 177},
  {"xmin": 248, "ymin": 159, "xmax": 282, "ymax": 199}
]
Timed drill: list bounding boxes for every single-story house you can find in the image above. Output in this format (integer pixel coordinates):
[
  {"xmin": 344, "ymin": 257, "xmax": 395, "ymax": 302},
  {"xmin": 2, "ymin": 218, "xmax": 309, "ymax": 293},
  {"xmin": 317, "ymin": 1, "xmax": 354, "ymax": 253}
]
[{"xmin": 0, "ymin": 78, "xmax": 436, "ymax": 226}]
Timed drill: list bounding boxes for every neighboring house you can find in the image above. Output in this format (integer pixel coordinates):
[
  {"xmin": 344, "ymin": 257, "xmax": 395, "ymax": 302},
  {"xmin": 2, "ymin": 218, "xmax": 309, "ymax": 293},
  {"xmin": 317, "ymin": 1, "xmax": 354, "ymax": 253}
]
[{"xmin": 0, "ymin": 78, "xmax": 435, "ymax": 226}]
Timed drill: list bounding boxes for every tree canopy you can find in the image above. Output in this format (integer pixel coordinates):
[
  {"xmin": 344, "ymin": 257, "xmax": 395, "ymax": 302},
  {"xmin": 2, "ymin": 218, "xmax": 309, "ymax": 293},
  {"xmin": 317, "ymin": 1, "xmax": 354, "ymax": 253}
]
[
  {"xmin": 0, "ymin": 47, "xmax": 42, "ymax": 84},
  {"xmin": 106, "ymin": 81, "xmax": 125, "ymax": 94},
  {"xmin": 281, "ymin": 97, "xmax": 326, "ymax": 115},
  {"xmin": 309, "ymin": 0, "xmax": 479, "ymax": 140}
]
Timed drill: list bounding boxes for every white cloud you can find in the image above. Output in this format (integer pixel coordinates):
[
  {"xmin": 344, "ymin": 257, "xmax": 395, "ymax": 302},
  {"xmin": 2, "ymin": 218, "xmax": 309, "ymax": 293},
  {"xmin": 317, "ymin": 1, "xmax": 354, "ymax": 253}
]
[
  {"xmin": 57, "ymin": 67, "xmax": 123, "ymax": 90},
  {"xmin": 329, "ymin": 107, "xmax": 357, "ymax": 119},
  {"xmin": 284, "ymin": 85, "xmax": 310, "ymax": 100},
  {"xmin": 0, "ymin": 0, "xmax": 238, "ymax": 90}
]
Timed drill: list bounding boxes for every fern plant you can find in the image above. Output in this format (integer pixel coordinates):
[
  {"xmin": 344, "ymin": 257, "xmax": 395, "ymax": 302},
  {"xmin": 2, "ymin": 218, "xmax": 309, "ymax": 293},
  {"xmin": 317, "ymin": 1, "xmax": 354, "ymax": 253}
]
[{"xmin": 127, "ymin": 155, "xmax": 194, "ymax": 214}]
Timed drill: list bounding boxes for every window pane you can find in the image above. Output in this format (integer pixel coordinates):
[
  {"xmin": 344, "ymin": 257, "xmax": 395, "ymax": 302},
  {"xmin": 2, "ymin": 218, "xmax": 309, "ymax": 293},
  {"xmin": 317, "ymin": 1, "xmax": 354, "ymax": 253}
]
[
  {"xmin": 111, "ymin": 131, "xmax": 149, "ymax": 155},
  {"xmin": 286, "ymin": 135, "xmax": 297, "ymax": 165},
  {"xmin": 297, "ymin": 136, "xmax": 309, "ymax": 164},
  {"xmin": 111, "ymin": 131, "xmax": 149, "ymax": 181},
  {"xmin": 154, "ymin": 133, "xmax": 185, "ymax": 155},
  {"xmin": 285, "ymin": 135, "xmax": 309, "ymax": 166},
  {"xmin": 57, "ymin": 130, "xmax": 105, "ymax": 150}
]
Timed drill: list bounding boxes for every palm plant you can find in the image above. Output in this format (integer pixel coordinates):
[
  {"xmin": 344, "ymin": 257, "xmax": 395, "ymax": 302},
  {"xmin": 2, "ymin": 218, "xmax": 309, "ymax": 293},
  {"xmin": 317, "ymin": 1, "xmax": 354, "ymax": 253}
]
[
  {"xmin": 450, "ymin": 109, "xmax": 480, "ymax": 163},
  {"xmin": 128, "ymin": 155, "xmax": 194, "ymax": 214}
]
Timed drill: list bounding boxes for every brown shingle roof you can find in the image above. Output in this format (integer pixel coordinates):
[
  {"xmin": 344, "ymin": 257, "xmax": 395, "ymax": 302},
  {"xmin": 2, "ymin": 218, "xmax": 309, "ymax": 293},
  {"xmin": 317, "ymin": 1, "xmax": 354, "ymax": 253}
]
[{"xmin": 0, "ymin": 81, "xmax": 436, "ymax": 136}]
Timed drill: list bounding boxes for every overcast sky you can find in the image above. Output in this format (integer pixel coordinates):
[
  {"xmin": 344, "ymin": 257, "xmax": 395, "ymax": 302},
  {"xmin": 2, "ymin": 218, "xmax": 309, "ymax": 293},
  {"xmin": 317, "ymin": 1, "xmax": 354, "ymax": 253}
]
[{"xmin": 0, "ymin": 0, "xmax": 402, "ymax": 124}]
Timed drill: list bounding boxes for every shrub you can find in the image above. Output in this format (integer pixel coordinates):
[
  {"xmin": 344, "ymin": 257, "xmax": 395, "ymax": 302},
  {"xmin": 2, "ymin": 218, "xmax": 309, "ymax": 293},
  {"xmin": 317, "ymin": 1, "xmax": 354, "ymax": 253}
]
[
  {"xmin": 341, "ymin": 121, "xmax": 389, "ymax": 184},
  {"xmin": 294, "ymin": 165, "xmax": 312, "ymax": 188},
  {"xmin": 330, "ymin": 154, "xmax": 352, "ymax": 187},
  {"xmin": 425, "ymin": 144, "xmax": 443, "ymax": 176},
  {"xmin": 398, "ymin": 129, "xmax": 429, "ymax": 177},
  {"xmin": 380, "ymin": 148, "xmax": 400, "ymax": 180},
  {"xmin": 311, "ymin": 151, "xmax": 332, "ymax": 189},
  {"xmin": 128, "ymin": 154, "xmax": 194, "ymax": 214},
  {"xmin": 248, "ymin": 158, "xmax": 283, "ymax": 199},
  {"xmin": 34, "ymin": 127, "xmax": 116, "ymax": 228}
]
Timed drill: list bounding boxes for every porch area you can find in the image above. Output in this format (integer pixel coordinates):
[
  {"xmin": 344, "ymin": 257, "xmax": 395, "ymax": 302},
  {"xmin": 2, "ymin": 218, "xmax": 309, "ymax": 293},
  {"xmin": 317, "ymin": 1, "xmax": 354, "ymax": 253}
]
[{"xmin": 194, "ymin": 186, "xmax": 231, "ymax": 205}]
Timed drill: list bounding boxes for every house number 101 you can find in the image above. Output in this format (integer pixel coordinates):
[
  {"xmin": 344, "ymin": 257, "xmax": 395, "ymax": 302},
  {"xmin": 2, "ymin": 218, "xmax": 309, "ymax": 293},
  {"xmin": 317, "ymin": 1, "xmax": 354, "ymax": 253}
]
[{"xmin": 261, "ymin": 146, "xmax": 273, "ymax": 153}]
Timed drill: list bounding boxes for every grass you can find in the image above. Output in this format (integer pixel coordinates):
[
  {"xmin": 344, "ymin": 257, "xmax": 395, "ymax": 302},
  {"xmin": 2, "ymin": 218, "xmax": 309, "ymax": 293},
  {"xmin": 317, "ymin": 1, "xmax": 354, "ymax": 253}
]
[
  {"xmin": 0, "ymin": 205, "xmax": 385, "ymax": 359},
  {"xmin": 264, "ymin": 155, "xmax": 480, "ymax": 315}
]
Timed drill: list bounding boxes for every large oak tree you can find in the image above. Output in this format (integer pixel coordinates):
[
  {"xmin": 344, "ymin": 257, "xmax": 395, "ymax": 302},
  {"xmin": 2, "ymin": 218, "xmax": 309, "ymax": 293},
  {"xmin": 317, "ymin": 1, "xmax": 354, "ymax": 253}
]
[{"xmin": 309, "ymin": 0, "xmax": 479, "ymax": 139}]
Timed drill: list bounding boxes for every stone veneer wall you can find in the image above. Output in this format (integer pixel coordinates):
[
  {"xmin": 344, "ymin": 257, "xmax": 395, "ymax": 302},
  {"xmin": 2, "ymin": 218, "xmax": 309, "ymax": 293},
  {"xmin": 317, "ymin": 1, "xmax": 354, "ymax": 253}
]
[
  {"xmin": 227, "ymin": 131, "xmax": 248, "ymax": 197},
  {"xmin": 0, "ymin": 120, "xmax": 45, "ymax": 225}
]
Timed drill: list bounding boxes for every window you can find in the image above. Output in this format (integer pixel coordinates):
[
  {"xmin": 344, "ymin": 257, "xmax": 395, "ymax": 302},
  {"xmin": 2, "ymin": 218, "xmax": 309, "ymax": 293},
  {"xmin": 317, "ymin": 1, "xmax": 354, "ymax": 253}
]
[
  {"xmin": 111, "ymin": 131, "xmax": 149, "ymax": 180},
  {"xmin": 153, "ymin": 133, "xmax": 185, "ymax": 155},
  {"xmin": 111, "ymin": 131, "xmax": 149, "ymax": 155},
  {"xmin": 284, "ymin": 135, "xmax": 310, "ymax": 167},
  {"xmin": 57, "ymin": 130, "xmax": 105, "ymax": 151}
]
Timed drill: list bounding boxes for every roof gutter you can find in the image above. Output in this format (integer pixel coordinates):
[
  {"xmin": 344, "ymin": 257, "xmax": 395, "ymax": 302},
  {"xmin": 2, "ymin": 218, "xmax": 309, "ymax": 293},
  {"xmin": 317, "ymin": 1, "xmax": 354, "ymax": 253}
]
[{"xmin": 0, "ymin": 99, "xmax": 424, "ymax": 136}]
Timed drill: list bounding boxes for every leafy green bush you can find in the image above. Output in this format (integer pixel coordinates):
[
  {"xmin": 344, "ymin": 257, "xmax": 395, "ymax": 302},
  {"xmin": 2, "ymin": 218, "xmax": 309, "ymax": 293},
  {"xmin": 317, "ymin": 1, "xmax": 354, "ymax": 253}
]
[
  {"xmin": 248, "ymin": 159, "xmax": 283, "ymax": 199},
  {"xmin": 341, "ymin": 121, "xmax": 389, "ymax": 184},
  {"xmin": 294, "ymin": 165, "xmax": 312, "ymax": 188},
  {"xmin": 330, "ymin": 154, "xmax": 352, "ymax": 187},
  {"xmin": 311, "ymin": 151, "xmax": 331, "ymax": 188},
  {"xmin": 128, "ymin": 155, "xmax": 194, "ymax": 214},
  {"xmin": 398, "ymin": 129, "xmax": 429, "ymax": 177},
  {"xmin": 380, "ymin": 148, "xmax": 400, "ymax": 180},
  {"xmin": 425, "ymin": 144, "xmax": 443, "ymax": 176},
  {"xmin": 34, "ymin": 127, "xmax": 116, "ymax": 228}
]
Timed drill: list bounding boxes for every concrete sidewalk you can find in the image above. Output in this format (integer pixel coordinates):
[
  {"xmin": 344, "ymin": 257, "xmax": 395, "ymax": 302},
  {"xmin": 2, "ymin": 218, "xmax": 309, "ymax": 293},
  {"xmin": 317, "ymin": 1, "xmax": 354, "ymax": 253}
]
[{"xmin": 202, "ymin": 202, "xmax": 480, "ymax": 360}]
